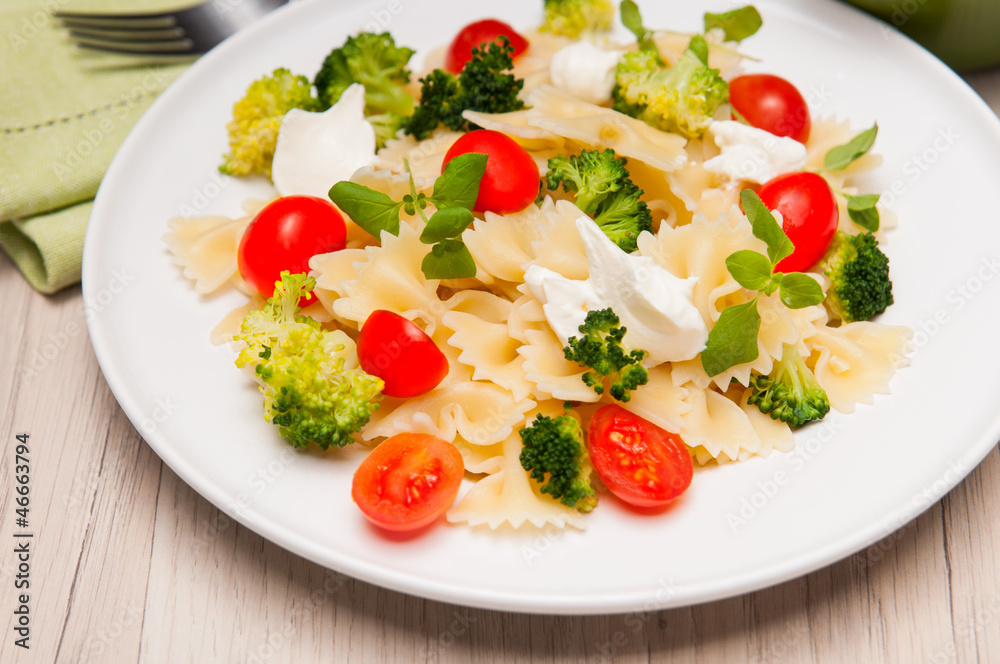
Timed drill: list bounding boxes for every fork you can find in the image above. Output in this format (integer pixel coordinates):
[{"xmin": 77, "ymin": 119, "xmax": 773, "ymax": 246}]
[{"xmin": 55, "ymin": 0, "xmax": 289, "ymax": 56}]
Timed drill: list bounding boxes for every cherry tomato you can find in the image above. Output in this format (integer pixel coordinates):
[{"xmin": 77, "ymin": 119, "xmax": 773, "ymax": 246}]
[
  {"xmin": 442, "ymin": 129, "xmax": 540, "ymax": 215},
  {"xmin": 756, "ymin": 172, "xmax": 839, "ymax": 273},
  {"xmin": 444, "ymin": 19, "xmax": 529, "ymax": 73},
  {"xmin": 237, "ymin": 196, "xmax": 346, "ymax": 299},
  {"xmin": 587, "ymin": 405, "xmax": 693, "ymax": 508},
  {"xmin": 352, "ymin": 433, "xmax": 464, "ymax": 532},
  {"xmin": 729, "ymin": 74, "xmax": 811, "ymax": 144},
  {"xmin": 357, "ymin": 310, "xmax": 449, "ymax": 398}
]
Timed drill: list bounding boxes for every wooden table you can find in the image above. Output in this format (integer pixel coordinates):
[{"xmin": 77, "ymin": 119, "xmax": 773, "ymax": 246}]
[{"xmin": 3, "ymin": 70, "xmax": 1000, "ymax": 664}]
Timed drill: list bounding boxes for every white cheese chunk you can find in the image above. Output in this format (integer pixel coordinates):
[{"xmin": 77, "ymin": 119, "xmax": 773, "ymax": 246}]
[
  {"xmin": 549, "ymin": 40, "xmax": 623, "ymax": 106},
  {"xmin": 523, "ymin": 217, "xmax": 708, "ymax": 365},
  {"xmin": 271, "ymin": 83, "xmax": 375, "ymax": 199},
  {"xmin": 703, "ymin": 120, "xmax": 807, "ymax": 184}
]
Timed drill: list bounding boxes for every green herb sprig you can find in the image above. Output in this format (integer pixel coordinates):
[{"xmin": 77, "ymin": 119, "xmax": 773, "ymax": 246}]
[
  {"xmin": 700, "ymin": 189, "xmax": 825, "ymax": 377},
  {"xmin": 824, "ymin": 123, "xmax": 878, "ymax": 171},
  {"xmin": 328, "ymin": 152, "xmax": 487, "ymax": 280},
  {"xmin": 621, "ymin": 2, "xmax": 762, "ymax": 56},
  {"xmin": 704, "ymin": 6, "xmax": 762, "ymax": 42},
  {"xmin": 821, "ymin": 123, "xmax": 881, "ymax": 231}
]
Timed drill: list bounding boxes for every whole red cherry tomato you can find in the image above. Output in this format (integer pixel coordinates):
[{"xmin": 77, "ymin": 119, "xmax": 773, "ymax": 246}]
[
  {"xmin": 588, "ymin": 405, "xmax": 693, "ymax": 508},
  {"xmin": 729, "ymin": 74, "xmax": 811, "ymax": 144},
  {"xmin": 237, "ymin": 195, "xmax": 346, "ymax": 298},
  {"xmin": 357, "ymin": 310, "xmax": 449, "ymax": 398},
  {"xmin": 756, "ymin": 172, "xmax": 839, "ymax": 273},
  {"xmin": 445, "ymin": 19, "xmax": 529, "ymax": 73},
  {"xmin": 442, "ymin": 129, "xmax": 540, "ymax": 215},
  {"xmin": 352, "ymin": 433, "xmax": 464, "ymax": 532}
]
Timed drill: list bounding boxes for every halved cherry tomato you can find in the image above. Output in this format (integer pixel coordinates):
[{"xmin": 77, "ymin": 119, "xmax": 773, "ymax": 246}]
[
  {"xmin": 352, "ymin": 433, "xmax": 464, "ymax": 532},
  {"xmin": 729, "ymin": 74, "xmax": 811, "ymax": 144},
  {"xmin": 756, "ymin": 172, "xmax": 839, "ymax": 273},
  {"xmin": 444, "ymin": 19, "xmax": 529, "ymax": 73},
  {"xmin": 442, "ymin": 129, "xmax": 540, "ymax": 215},
  {"xmin": 587, "ymin": 405, "xmax": 693, "ymax": 508},
  {"xmin": 357, "ymin": 310, "xmax": 448, "ymax": 398},
  {"xmin": 237, "ymin": 195, "xmax": 346, "ymax": 299}
]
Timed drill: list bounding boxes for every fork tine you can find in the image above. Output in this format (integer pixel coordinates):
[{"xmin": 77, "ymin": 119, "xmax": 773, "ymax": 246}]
[
  {"xmin": 56, "ymin": 15, "xmax": 177, "ymax": 31},
  {"xmin": 72, "ymin": 36, "xmax": 196, "ymax": 55},
  {"xmin": 53, "ymin": 9, "xmax": 175, "ymax": 22},
  {"xmin": 68, "ymin": 27, "xmax": 186, "ymax": 43}
]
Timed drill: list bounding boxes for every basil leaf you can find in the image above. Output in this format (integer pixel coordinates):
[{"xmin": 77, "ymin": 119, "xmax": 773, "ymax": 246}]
[
  {"xmin": 778, "ymin": 273, "xmax": 825, "ymax": 309},
  {"xmin": 701, "ymin": 298, "xmax": 761, "ymax": 377},
  {"xmin": 726, "ymin": 250, "xmax": 773, "ymax": 291},
  {"xmin": 704, "ymin": 6, "xmax": 762, "ymax": 42},
  {"xmin": 421, "ymin": 240, "xmax": 477, "ymax": 280},
  {"xmin": 431, "ymin": 152, "xmax": 488, "ymax": 210},
  {"xmin": 845, "ymin": 192, "xmax": 880, "ymax": 232},
  {"xmin": 620, "ymin": 0, "xmax": 658, "ymax": 54},
  {"xmin": 740, "ymin": 189, "xmax": 794, "ymax": 267},
  {"xmin": 687, "ymin": 35, "xmax": 709, "ymax": 66},
  {"xmin": 420, "ymin": 206, "xmax": 475, "ymax": 244},
  {"xmin": 329, "ymin": 181, "xmax": 402, "ymax": 238},
  {"xmin": 824, "ymin": 123, "xmax": 878, "ymax": 171}
]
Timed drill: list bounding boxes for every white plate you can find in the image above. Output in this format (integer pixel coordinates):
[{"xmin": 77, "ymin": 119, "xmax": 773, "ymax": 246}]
[{"xmin": 83, "ymin": 0, "xmax": 1000, "ymax": 614}]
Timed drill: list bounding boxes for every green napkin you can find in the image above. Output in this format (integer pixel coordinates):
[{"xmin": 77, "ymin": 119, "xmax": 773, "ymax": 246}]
[{"xmin": 0, "ymin": 0, "xmax": 191, "ymax": 294}]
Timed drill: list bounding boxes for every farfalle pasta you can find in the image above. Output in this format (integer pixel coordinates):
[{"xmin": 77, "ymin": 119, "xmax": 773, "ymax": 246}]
[{"xmin": 165, "ymin": 4, "xmax": 913, "ymax": 534}]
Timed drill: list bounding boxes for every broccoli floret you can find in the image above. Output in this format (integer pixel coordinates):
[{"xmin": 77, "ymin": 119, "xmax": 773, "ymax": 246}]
[
  {"xmin": 541, "ymin": 0, "xmax": 614, "ymax": 38},
  {"xmin": 612, "ymin": 36, "xmax": 729, "ymax": 139},
  {"xmin": 747, "ymin": 343, "xmax": 829, "ymax": 427},
  {"xmin": 313, "ymin": 32, "xmax": 416, "ymax": 149},
  {"xmin": 545, "ymin": 149, "xmax": 653, "ymax": 253},
  {"xmin": 818, "ymin": 231, "xmax": 894, "ymax": 323},
  {"xmin": 234, "ymin": 272, "xmax": 384, "ymax": 449},
  {"xmin": 563, "ymin": 308, "xmax": 648, "ymax": 402},
  {"xmin": 367, "ymin": 112, "xmax": 408, "ymax": 148},
  {"xmin": 519, "ymin": 412, "xmax": 597, "ymax": 511},
  {"xmin": 220, "ymin": 68, "xmax": 321, "ymax": 177},
  {"xmin": 314, "ymin": 32, "xmax": 415, "ymax": 114},
  {"xmin": 405, "ymin": 37, "xmax": 525, "ymax": 140}
]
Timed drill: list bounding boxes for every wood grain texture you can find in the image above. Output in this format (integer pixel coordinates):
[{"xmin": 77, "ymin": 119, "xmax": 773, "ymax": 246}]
[{"xmin": 3, "ymin": 70, "xmax": 1000, "ymax": 664}]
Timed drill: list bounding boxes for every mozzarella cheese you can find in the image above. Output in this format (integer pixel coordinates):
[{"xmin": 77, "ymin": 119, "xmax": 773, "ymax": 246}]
[
  {"xmin": 703, "ymin": 120, "xmax": 807, "ymax": 184},
  {"xmin": 271, "ymin": 83, "xmax": 376, "ymax": 199},
  {"xmin": 523, "ymin": 217, "xmax": 708, "ymax": 365},
  {"xmin": 548, "ymin": 40, "xmax": 623, "ymax": 106}
]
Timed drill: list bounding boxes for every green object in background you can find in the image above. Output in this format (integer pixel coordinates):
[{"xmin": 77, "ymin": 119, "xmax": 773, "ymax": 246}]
[
  {"xmin": 843, "ymin": 0, "xmax": 1000, "ymax": 71},
  {"xmin": 0, "ymin": 0, "xmax": 189, "ymax": 294}
]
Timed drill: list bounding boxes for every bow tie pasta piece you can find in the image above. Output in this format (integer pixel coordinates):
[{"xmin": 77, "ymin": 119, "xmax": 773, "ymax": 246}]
[
  {"xmin": 163, "ymin": 207, "xmax": 258, "ymax": 294},
  {"xmin": 679, "ymin": 386, "xmax": 766, "ymax": 465},
  {"xmin": 651, "ymin": 30, "xmax": 746, "ymax": 80},
  {"xmin": 452, "ymin": 438, "xmax": 504, "ymax": 475},
  {"xmin": 461, "ymin": 108, "xmax": 565, "ymax": 151},
  {"xmin": 525, "ymin": 85, "xmax": 687, "ymax": 173},
  {"xmin": 638, "ymin": 206, "xmax": 765, "ymax": 328},
  {"xmin": 464, "ymin": 203, "xmax": 551, "ymax": 284},
  {"xmin": 508, "ymin": 293, "xmax": 548, "ymax": 344},
  {"xmin": 618, "ymin": 365, "xmax": 691, "ymax": 437},
  {"xmin": 362, "ymin": 381, "xmax": 536, "ymax": 447},
  {"xmin": 809, "ymin": 322, "xmax": 914, "ymax": 414},
  {"xmin": 447, "ymin": 408, "xmax": 587, "ymax": 530},
  {"xmin": 518, "ymin": 325, "xmax": 602, "ymax": 403},
  {"xmin": 527, "ymin": 198, "xmax": 591, "ymax": 280},
  {"xmin": 372, "ymin": 127, "xmax": 464, "ymax": 181},
  {"xmin": 510, "ymin": 29, "xmax": 575, "ymax": 96},
  {"xmin": 664, "ymin": 160, "xmax": 738, "ymax": 224},
  {"xmin": 805, "ymin": 117, "xmax": 884, "ymax": 182},
  {"xmin": 330, "ymin": 222, "xmax": 444, "ymax": 329},
  {"xmin": 440, "ymin": 291, "xmax": 535, "ymax": 403},
  {"xmin": 670, "ymin": 295, "xmax": 799, "ymax": 392}
]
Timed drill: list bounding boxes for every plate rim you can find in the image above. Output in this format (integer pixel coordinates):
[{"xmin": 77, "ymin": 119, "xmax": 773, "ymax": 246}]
[{"xmin": 82, "ymin": 0, "xmax": 1000, "ymax": 614}]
